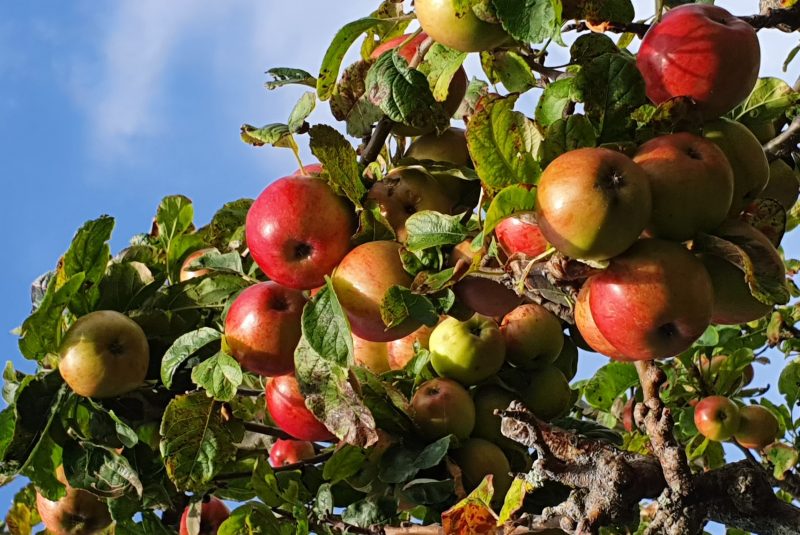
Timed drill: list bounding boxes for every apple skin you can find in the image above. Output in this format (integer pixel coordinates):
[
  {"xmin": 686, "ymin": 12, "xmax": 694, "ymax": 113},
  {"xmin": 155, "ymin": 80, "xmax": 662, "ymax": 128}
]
[
  {"xmin": 429, "ymin": 314, "xmax": 506, "ymax": 386},
  {"xmin": 179, "ymin": 497, "xmax": 230, "ymax": 535},
  {"xmin": 225, "ymin": 282, "xmax": 307, "ymax": 377},
  {"xmin": 632, "ymin": 133, "xmax": 734, "ymax": 241},
  {"xmin": 387, "ymin": 324, "xmax": 434, "ymax": 370},
  {"xmin": 495, "ymin": 212, "xmax": 549, "ymax": 259},
  {"xmin": 704, "ymin": 118, "xmax": 770, "ymax": 215},
  {"xmin": 269, "ymin": 439, "xmax": 316, "ymax": 467},
  {"xmin": 734, "ymin": 405, "xmax": 780, "ymax": 450},
  {"xmin": 332, "ymin": 240, "xmax": 421, "ymax": 342},
  {"xmin": 59, "ymin": 310, "xmax": 149, "ymax": 399},
  {"xmin": 589, "ymin": 239, "xmax": 714, "ymax": 361},
  {"xmin": 636, "ymin": 4, "xmax": 760, "ymax": 120},
  {"xmin": 472, "ymin": 385, "xmax": 517, "ymax": 446},
  {"xmin": 292, "ymin": 163, "xmax": 324, "ymax": 176},
  {"xmin": 405, "ymin": 127, "xmax": 471, "ymax": 167},
  {"xmin": 414, "ymin": 0, "xmax": 509, "ymax": 53},
  {"xmin": 179, "ymin": 247, "xmax": 216, "ymax": 282},
  {"xmin": 246, "ymin": 176, "xmax": 356, "ymax": 290},
  {"xmin": 746, "ymin": 121, "xmax": 777, "ymax": 144},
  {"xmin": 36, "ymin": 467, "xmax": 112, "ymax": 535},
  {"xmin": 519, "ymin": 365, "xmax": 572, "ymax": 421},
  {"xmin": 574, "ymin": 282, "xmax": 630, "ymax": 361},
  {"xmin": 694, "ymin": 395, "xmax": 740, "ymax": 442},
  {"xmin": 535, "ymin": 147, "xmax": 652, "ymax": 261},
  {"xmin": 451, "ymin": 438, "xmax": 512, "ymax": 501},
  {"xmin": 410, "ymin": 377, "xmax": 476, "ymax": 440},
  {"xmin": 760, "ymin": 159, "xmax": 800, "ymax": 210},
  {"xmin": 552, "ymin": 337, "xmax": 579, "ymax": 381},
  {"xmin": 500, "ymin": 304, "xmax": 564, "ymax": 369},
  {"xmin": 352, "ymin": 333, "xmax": 390, "ymax": 374},
  {"xmin": 449, "ymin": 240, "xmax": 522, "ymax": 318},
  {"xmin": 265, "ymin": 374, "xmax": 335, "ymax": 442}
]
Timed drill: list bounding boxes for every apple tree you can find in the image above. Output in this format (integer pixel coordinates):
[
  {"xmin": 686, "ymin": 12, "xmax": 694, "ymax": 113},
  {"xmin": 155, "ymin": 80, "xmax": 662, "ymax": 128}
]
[{"xmin": 5, "ymin": 1, "xmax": 800, "ymax": 534}]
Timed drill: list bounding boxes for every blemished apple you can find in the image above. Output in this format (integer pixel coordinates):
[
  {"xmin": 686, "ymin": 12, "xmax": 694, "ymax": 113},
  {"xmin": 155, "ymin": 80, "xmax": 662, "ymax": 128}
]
[
  {"xmin": 59, "ymin": 310, "xmax": 149, "ymax": 399},
  {"xmin": 449, "ymin": 240, "xmax": 522, "ymax": 318},
  {"xmin": 269, "ymin": 439, "xmax": 316, "ymax": 467},
  {"xmin": 760, "ymin": 158, "xmax": 800, "ymax": 210},
  {"xmin": 246, "ymin": 175, "xmax": 356, "ymax": 290},
  {"xmin": 332, "ymin": 240, "xmax": 421, "ymax": 342},
  {"xmin": 387, "ymin": 324, "xmax": 435, "ymax": 370},
  {"xmin": 589, "ymin": 239, "xmax": 714, "ymax": 361},
  {"xmin": 265, "ymin": 374, "xmax": 335, "ymax": 442},
  {"xmin": 519, "ymin": 365, "xmax": 572, "ymax": 421},
  {"xmin": 636, "ymin": 4, "xmax": 760, "ymax": 120},
  {"xmin": 451, "ymin": 438, "xmax": 512, "ymax": 501},
  {"xmin": 494, "ymin": 212, "xmax": 549, "ymax": 259},
  {"xmin": 36, "ymin": 467, "xmax": 112, "ymax": 535},
  {"xmin": 352, "ymin": 333, "xmax": 390, "ymax": 374},
  {"xmin": 500, "ymin": 304, "xmax": 564, "ymax": 369},
  {"xmin": 704, "ymin": 118, "xmax": 770, "ymax": 215},
  {"xmin": 552, "ymin": 337, "xmax": 579, "ymax": 381},
  {"xmin": 224, "ymin": 282, "xmax": 306, "ymax": 377},
  {"xmin": 179, "ymin": 247, "xmax": 216, "ymax": 282},
  {"xmin": 694, "ymin": 395, "xmax": 740, "ymax": 442},
  {"xmin": 574, "ymin": 282, "xmax": 630, "ymax": 361},
  {"xmin": 410, "ymin": 377, "xmax": 476, "ymax": 440},
  {"xmin": 405, "ymin": 127, "xmax": 471, "ymax": 167},
  {"xmin": 429, "ymin": 314, "xmax": 506, "ymax": 385},
  {"xmin": 734, "ymin": 405, "xmax": 779, "ymax": 450},
  {"xmin": 535, "ymin": 147, "xmax": 652, "ymax": 261},
  {"xmin": 472, "ymin": 385, "xmax": 517, "ymax": 446},
  {"xmin": 414, "ymin": 0, "xmax": 509, "ymax": 53},
  {"xmin": 179, "ymin": 497, "xmax": 230, "ymax": 535},
  {"xmin": 632, "ymin": 132, "xmax": 734, "ymax": 241}
]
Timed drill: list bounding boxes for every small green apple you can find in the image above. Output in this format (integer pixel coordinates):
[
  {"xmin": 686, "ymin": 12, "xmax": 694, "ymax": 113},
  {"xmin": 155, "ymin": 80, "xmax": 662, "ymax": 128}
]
[
  {"xmin": 759, "ymin": 158, "xmax": 800, "ymax": 210},
  {"xmin": 519, "ymin": 365, "xmax": 572, "ymax": 421},
  {"xmin": 451, "ymin": 438, "xmax": 512, "ymax": 503},
  {"xmin": 429, "ymin": 315, "xmax": 506, "ymax": 385},
  {"xmin": 472, "ymin": 385, "xmax": 517, "ymax": 447}
]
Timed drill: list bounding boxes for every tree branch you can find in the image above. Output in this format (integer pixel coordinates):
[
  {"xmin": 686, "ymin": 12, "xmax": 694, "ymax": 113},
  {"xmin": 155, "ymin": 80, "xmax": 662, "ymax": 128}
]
[
  {"xmin": 242, "ymin": 421, "xmax": 294, "ymax": 440},
  {"xmin": 359, "ymin": 116, "xmax": 394, "ymax": 166},
  {"xmin": 764, "ymin": 115, "xmax": 800, "ymax": 160}
]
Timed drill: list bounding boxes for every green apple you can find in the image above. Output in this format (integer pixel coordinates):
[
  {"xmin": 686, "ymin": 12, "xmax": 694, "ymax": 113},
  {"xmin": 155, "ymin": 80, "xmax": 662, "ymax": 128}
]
[
  {"xmin": 519, "ymin": 365, "xmax": 572, "ymax": 421},
  {"xmin": 759, "ymin": 158, "xmax": 800, "ymax": 210},
  {"xmin": 451, "ymin": 438, "xmax": 512, "ymax": 502},
  {"xmin": 414, "ymin": 0, "xmax": 509, "ymax": 53},
  {"xmin": 472, "ymin": 385, "xmax": 517, "ymax": 447},
  {"xmin": 734, "ymin": 405, "xmax": 779, "ymax": 450},
  {"xmin": 411, "ymin": 377, "xmax": 475, "ymax": 440},
  {"xmin": 500, "ymin": 304, "xmax": 564, "ymax": 369},
  {"xmin": 429, "ymin": 315, "xmax": 506, "ymax": 385},
  {"xmin": 694, "ymin": 395, "xmax": 740, "ymax": 441},
  {"xmin": 405, "ymin": 127, "xmax": 470, "ymax": 167}
]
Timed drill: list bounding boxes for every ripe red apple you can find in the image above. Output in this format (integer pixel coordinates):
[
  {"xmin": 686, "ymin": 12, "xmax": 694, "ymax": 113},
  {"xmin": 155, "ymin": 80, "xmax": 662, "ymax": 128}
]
[
  {"xmin": 519, "ymin": 365, "xmax": 572, "ymax": 421},
  {"xmin": 410, "ymin": 377, "xmax": 475, "ymax": 440},
  {"xmin": 500, "ymin": 304, "xmax": 564, "ymax": 369},
  {"xmin": 414, "ymin": 0, "xmax": 509, "ymax": 52},
  {"xmin": 760, "ymin": 159, "xmax": 800, "ymax": 210},
  {"xmin": 332, "ymin": 240, "xmax": 421, "ymax": 342},
  {"xmin": 292, "ymin": 163, "xmax": 324, "ymax": 176},
  {"xmin": 734, "ymin": 405, "xmax": 779, "ymax": 450},
  {"xmin": 224, "ymin": 282, "xmax": 306, "ymax": 377},
  {"xmin": 59, "ymin": 310, "xmax": 149, "ymax": 399},
  {"xmin": 450, "ymin": 240, "xmax": 521, "ymax": 318},
  {"xmin": 632, "ymin": 133, "xmax": 734, "ymax": 241},
  {"xmin": 387, "ymin": 324, "xmax": 435, "ymax": 370},
  {"xmin": 535, "ymin": 147, "xmax": 652, "ymax": 261},
  {"xmin": 694, "ymin": 395, "xmax": 740, "ymax": 442},
  {"xmin": 36, "ymin": 467, "xmax": 111, "ymax": 535},
  {"xmin": 179, "ymin": 497, "xmax": 230, "ymax": 535},
  {"xmin": 451, "ymin": 438, "xmax": 512, "ymax": 501},
  {"xmin": 429, "ymin": 314, "xmax": 506, "ymax": 386},
  {"xmin": 589, "ymin": 239, "xmax": 714, "ymax": 361},
  {"xmin": 574, "ymin": 282, "xmax": 629, "ymax": 361},
  {"xmin": 352, "ymin": 333, "xmax": 390, "ymax": 374},
  {"xmin": 405, "ymin": 127, "xmax": 471, "ymax": 167},
  {"xmin": 246, "ymin": 175, "xmax": 356, "ymax": 290},
  {"xmin": 269, "ymin": 439, "xmax": 316, "ymax": 467},
  {"xmin": 472, "ymin": 385, "xmax": 517, "ymax": 446},
  {"xmin": 179, "ymin": 248, "xmax": 216, "ymax": 282},
  {"xmin": 636, "ymin": 4, "xmax": 760, "ymax": 120},
  {"xmin": 494, "ymin": 212, "xmax": 549, "ymax": 259},
  {"xmin": 265, "ymin": 374, "xmax": 335, "ymax": 442}
]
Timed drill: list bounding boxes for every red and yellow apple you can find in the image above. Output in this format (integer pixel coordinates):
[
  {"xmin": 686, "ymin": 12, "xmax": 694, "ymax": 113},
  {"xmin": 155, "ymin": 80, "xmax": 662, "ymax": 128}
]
[
  {"xmin": 411, "ymin": 377, "xmax": 475, "ymax": 440},
  {"xmin": 179, "ymin": 497, "xmax": 230, "ymax": 535},
  {"xmin": 36, "ymin": 467, "xmax": 112, "ymax": 535},
  {"xmin": 500, "ymin": 304, "xmax": 564, "ymax": 369},
  {"xmin": 494, "ymin": 212, "xmax": 549, "ymax": 259},
  {"xmin": 694, "ymin": 395, "xmax": 740, "ymax": 442},
  {"xmin": 269, "ymin": 439, "xmax": 316, "ymax": 467},
  {"xmin": 265, "ymin": 374, "xmax": 335, "ymax": 442},
  {"xmin": 387, "ymin": 324, "xmax": 435, "ymax": 370},
  {"xmin": 574, "ymin": 283, "xmax": 629, "ymax": 361},
  {"xmin": 179, "ymin": 247, "xmax": 216, "ymax": 282},
  {"xmin": 352, "ymin": 334, "xmax": 390, "ymax": 374}
]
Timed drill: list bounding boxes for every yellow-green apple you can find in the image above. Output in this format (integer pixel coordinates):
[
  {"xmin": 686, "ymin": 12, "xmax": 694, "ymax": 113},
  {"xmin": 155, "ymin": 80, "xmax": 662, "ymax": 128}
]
[
  {"xmin": 451, "ymin": 438, "xmax": 512, "ymax": 501},
  {"xmin": 500, "ymin": 304, "xmax": 564, "ymax": 369},
  {"xmin": 589, "ymin": 239, "xmax": 714, "ymax": 360},
  {"xmin": 694, "ymin": 395, "xmax": 740, "ymax": 441},
  {"xmin": 552, "ymin": 337, "xmax": 579, "ymax": 381},
  {"xmin": 734, "ymin": 405, "xmax": 779, "ymax": 450},
  {"xmin": 179, "ymin": 497, "xmax": 230, "ymax": 535},
  {"xmin": 636, "ymin": 4, "xmax": 760, "ymax": 120},
  {"xmin": 352, "ymin": 334, "xmax": 390, "ymax": 374},
  {"xmin": 332, "ymin": 240, "xmax": 421, "ymax": 342},
  {"xmin": 411, "ymin": 377, "xmax": 475, "ymax": 440},
  {"xmin": 405, "ymin": 127, "xmax": 470, "ymax": 167},
  {"xmin": 225, "ymin": 282, "xmax": 306, "ymax": 377},
  {"xmin": 704, "ymin": 118, "xmax": 769, "ymax": 215},
  {"xmin": 450, "ymin": 240, "xmax": 521, "ymax": 318},
  {"xmin": 36, "ymin": 467, "xmax": 111, "ymax": 535},
  {"xmin": 246, "ymin": 175, "xmax": 356, "ymax": 290},
  {"xmin": 429, "ymin": 314, "xmax": 506, "ymax": 385},
  {"xmin": 59, "ymin": 310, "xmax": 149, "ymax": 399},
  {"xmin": 265, "ymin": 374, "xmax": 335, "ymax": 442},
  {"xmin": 699, "ymin": 254, "xmax": 771, "ymax": 325},
  {"xmin": 472, "ymin": 385, "xmax": 517, "ymax": 446},
  {"xmin": 387, "ymin": 324, "xmax": 435, "ymax": 370},
  {"xmin": 632, "ymin": 133, "xmax": 734, "ymax": 240},
  {"xmin": 760, "ymin": 159, "xmax": 800, "ymax": 210},
  {"xmin": 269, "ymin": 439, "xmax": 316, "ymax": 467},
  {"xmin": 179, "ymin": 247, "xmax": 216, "ymax": 282},
  {"xmin": 414, "ymin": 0, "xmax": 509, "ymax": 52},
  {"xmin": 535, "ymin": 148, "xmax": 652, "ymax": 261},
  {"xmin": 494, "ymin": 212, "xmax": 549, "ymax": 259},
  {"xmin": 574, "ymin": 282, "xmax": 629, "ymax": 361},
  {"xmin": 519, "ymin": 365, "xmax": 572, "ymax": 421}
]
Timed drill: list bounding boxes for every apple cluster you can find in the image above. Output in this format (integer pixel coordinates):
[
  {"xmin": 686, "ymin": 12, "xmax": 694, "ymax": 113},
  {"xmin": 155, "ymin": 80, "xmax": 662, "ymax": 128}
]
[{"xmin": 694, "ymin": 396, "xmax": 779, "ymax": 451}]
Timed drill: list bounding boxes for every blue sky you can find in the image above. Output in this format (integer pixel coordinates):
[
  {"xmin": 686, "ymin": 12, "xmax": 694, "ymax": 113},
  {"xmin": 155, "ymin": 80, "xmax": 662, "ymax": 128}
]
[{"xmin": 1, "ymin": 0, "xmax": 798, "ymax": 531}]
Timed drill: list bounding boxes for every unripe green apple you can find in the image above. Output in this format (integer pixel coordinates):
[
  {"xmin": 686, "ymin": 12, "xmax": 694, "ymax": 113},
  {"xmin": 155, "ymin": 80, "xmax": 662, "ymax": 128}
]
[
  {"xmin": 429, "ymin": 315, "xmax": 506, "ymax": 386},
  {"xmin": 405, "ymin": 127, "xmax": 470, "ymax": 167},
  {"xmin": 552, "ymin": 337, "xmax": 579, "ymax": 381},
  {"xmin": 472, "ymin": 385, "xmax": 517, "ymax": 447},
  {"xmin": 694, "ymin": 395, "xmax": 740, "ymax": 442},
  {"xmin": 500, "ymin": 304, "xmax": 564, "ymax": 369},
  {"xmin": 411, "ymin": 377, "xmax": 475, "ymax": 440},
  {"xmin": 451, "ymin": 438, "xmax": 512, "ymax": 502},
  {"xmin": 734, "ymin": 405, "xmax": 779, "ymax": 450},
  {"xmin": 414, "ymin": 0, "xmax": 510, "ymax": 53},
  {"xmin": 519, "ymin": 365, "xmax": 572, "ymax": 421},
  {"xmin": 760, "ymin": 159, "xmax": 800, "ymax": 210}
]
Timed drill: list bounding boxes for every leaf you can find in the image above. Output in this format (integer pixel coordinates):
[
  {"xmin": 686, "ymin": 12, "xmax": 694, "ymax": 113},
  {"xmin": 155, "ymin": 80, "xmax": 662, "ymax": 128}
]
[
  {"xmin": 535, "ymin": 78, "xmax": 576, "ymax": 127},
  {"xmin": 784, "ymin": 43, "xmax": 800, "ymax": 73},
  {"xmin": 218, "ymin": 502, "xmax": 284, "ymax": 535},
  {"xmin": 204, "ymin": 198, "xmax": 253, "ymax": 251},
  {"xmin": 779, "ymin": 359, "xmax": 800, "ymax": 408},
  {"xmin": 379, "ymin": 435, "xmax": 453, "ymax": 483},
  {"xmin": 497, "ymin": 477, "xmax": 532, "ymax": 525},
  {"xmin": 353, "ymin": 202, "xmax": 397, "ymax": 245},
  {"xmin": 191, "ymin": 352, "xmax": 244, "ymax": 402},
  {"xmin": 159, "ymin": 392, "xmax": 245, "ymax": 492},
  {"xmin": 380, "ymin": 286, "xmax": 438, "ymax": 330},
  {"xmin": 265, "ymin": 67, "xmax": 317, "ymax": 90},
  {"xmin": 746, "ymin": 198, "xmax": 786, "ymax": 248},
  {"xmin": 482, "ymin": 185, "xmax": 537, "ymax": 236},
  {"xmin": 303, "ymin": 283, "xmax": 354, "ymax": 368},
  {"xmin": 494, "ymin": 0, "xmax": 560, "ymax": 45},
  {"xmin": 583, "ymin": 362, "xmax": 638, "ymax": 411},
  {"xmin": 62, "ymin": 441, "xmax": 143, "ymax": 498},
  {"xmin": 330, "ymin": 60, "xmax": 381, "ymax": 137},
  {"xmin": 4, "ymin": 484, "xmax": 40, "ymax": 535},
  {"xmin": 160, "ymin": 327, "xmax": 223, "ymax": 388},
  {"xmin": 467, "ymin": 93, "xmax": 542, "ymax": 190},
  {"xmin": 570, "ymin": 34, "xmax": 619, "ymax": 65},
  {"xmin": 240, "ymin": 123, "xmax": 298, "ymax": 151},
  {"xmin": 441, "ymin": 475, "xmax": 498, "ymax": 534},
  {"xmin": 764, "ymin": 442, "xmax": 799, "ymax": 480},
  {"xmin": 400, "ymin": 478, "xmax": 455, "ymax": 506},
  {"xmin": 63, "ymin": 215, "xmax": 115, "ymax": 315},
  {"xmin": 480, "ymin": 50, "xmax": 536, "ymax": 93},
  {"xmin": 541, "ymin": 114, "xmax": 598, "ymax": 166},
  {"xmin": 96, "ymin": 262, "xmax": 161, "ymax": 312},
  {"xmin": 156, "ymin": 195, "xmax": 194, "ymax": 245},
  {"xmin": 731, "ymin": 77, "xmax": 799, "ymax": 125},
  {"xmin": 323, "ymin": 445, "xmax": 367, "ymax": 484},
  {"xmin": 18, "ymin": 273, "xmax": 84, "ymax": 361},
  {"xmin": 288, "ymin": 91, "xmax": 317, "ymax": 133},
  {"xmin": 568, "ymin": 0, "xmax": 634, "ymax": 23},
  {"xmin": 114, "ymin": 511, "xmax": 176, "ymax": 535},
  {"xmin": 417, "ymin": 43, "xmax": 467, "ymax": 102},
  {"xmin": 308, "ymin": 124, "xmax": 366, "ymax": 208},
  {"xmin": 185, "ymin": 250, "xmax": 244, "ymax": 276},
  {"xmin": 405, "ymin": 211, "xmax": 469, "ymax": 252},
  {"xmin": 342, "ymin": 495, "xmax": 397, "ymax": 528}
]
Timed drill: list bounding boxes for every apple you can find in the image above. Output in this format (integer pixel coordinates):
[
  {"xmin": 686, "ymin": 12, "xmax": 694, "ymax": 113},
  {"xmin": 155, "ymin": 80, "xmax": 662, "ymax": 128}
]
[
  {"xmin": 410, "ymin": 377, "xmax": 476, "ymax": 440},
  {"xmin": 746, "ymin": 121, "xmax": 777, "ymax": 144},
  {"xmin": 59, "ymin": 310, "xmax": 149, "ymax": 399},
  {"xmin": 734, "ymin": 405, "xmax": 779, "ymax": 450},
  {"xmin": 699, "ymin": 254, "xmax": 771, "ymax": 326},
  {"xmin": 451, "ymin": 438, "xmax": 512, "ymax": 501},
  {"xmin": 292, "ymin": 163, "xmax": 324, "ymax": 176},
  {"xmin": 704, "ymin": 118, "xmax": 770, "ymax": 215},
  {"xmin": 405, "ymin": 127, "xmax": 471, "ymax": 167},
  {"xmin": 535, "ymin": 147, "xmax": 652, "ymax": 261},
  {"xmin": 698, "ymin": 355, "xmax": 755, "ymax": 392},
  {"xmin": 519, "ymin": 365, "xmax": 572, "ymax": 421},
  {"xmin": 414, "ymin": 0, "xmax": 509, "ymax": 53},
  {"xmin": 622, "ymin": 397, "xmax": 635, "ymax": 433},
  {"xmin": 494, "ymin": 212, "xmax": 549, "ymax": 259},
  {"xmin": 552, "ymin": 337, "xmax": 579, "ymax": 381},
  {"xmin": 760, "ymin": 159, "xmax": 800, "ymax": 210},
  {"xmin": 694, "ymin": 395, "xmax": 740, "ymax": 442},
  {"xmin": 574, "ymin": 282, "xmax": 629, "ymax": 361},
  {"xmin": 246, "ymin": 175, "xmax": 356, "ymax": 290},
  {"xmin": 36, "ymin": 467, "xmax": 111, "ymax": 535},
  {"xmin": 429, "ymin": 314, "xmax": 506, "ymax": 386},
  {"xmin": 179, "ymin": 248, "xmax": 216, "ymax": 282},
  {"xmin": 265, "ymin": 374, "xmax": 335, "ymax": 442},
  {"xmin": 632, "ymin": 133, "xmax": 734, "ymax": 241},
  {"xmin": 449, "ymin": 240, "xmax": 522, "ymax": 318},
  {"xmin": 500, "ymin": 304, "xmax": 564, "ymax": 369},
  {"xmin": 387, "ymin": 324, "xmax": 435, "ymax": 370},
  {"xmin": 269, "ymin": 439, "xmax": 316, "ymax": 467},
  {"xmin": 589, "ymin": 239, "xmax": 714, "ymax": 361},
  {"xmin": 224, "ymin": 282, "xmax": 306, "ymax": 377},
  {"xmin": 636, "ymin": 4, "xmax": 760, "ymax": 120},
  {"xmin": 472, "ymin": 385, "xmax": 517, "ymax": 446},
  {"xmin": 179, "ymin": 497, "xmax": 230, "ymax": 535},
  {"xmin": 352, "ymin": 333, "xmax": 390, "ymax": 374},
  {"xmin": 332, "ymin": 240, "xmax": 421, "ymax": 342}
]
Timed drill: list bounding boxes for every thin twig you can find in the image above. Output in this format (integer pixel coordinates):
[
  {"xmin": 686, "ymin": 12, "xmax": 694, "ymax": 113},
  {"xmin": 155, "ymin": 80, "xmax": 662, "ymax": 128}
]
[
  {"xmin": 360, "ymin": 116, "xmax": 395, "ymax": 166},
  {"xmin": 242, "ymin": 421, "xmax": 294, "ymax": 440},
  {"xmin": 763, "ymin": 115, "xmax": 800, "ymax": 160}
]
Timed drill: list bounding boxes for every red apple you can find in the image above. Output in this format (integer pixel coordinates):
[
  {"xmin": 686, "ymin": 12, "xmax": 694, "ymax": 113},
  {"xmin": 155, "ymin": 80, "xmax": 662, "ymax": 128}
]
[
  {"xmin": 411, "ymin": 377, "xmax": 475, "ymax": 440},
  {"xmin": 180, "ymin": 248, "xmax": 216, "ymax": 282},
  {"xmin": 500, "ymin": 304, "xmax": 564, "ymax": 369},
  {"xmin": 574, "ymin": 282, "xmax": 629, "ymax": 361},
  {"xmin": 694, "ymin": 395, "xmax": 740, "ymax": 442},
  {"xmin": 265, "ymin": 374, "xmax": 335, "ymax": 442},
  {"xmin": 36, "ymin": 467, "xmax": 111, "ymax": 535},
  {"xmin": 269, "ymin": 439, "xmax": 316, "ymax": 467},
  {"xmin": 246, "ymin": 175, "xmax": 356, "ymax": 290},
  {"xmin": 224, "ymin": 282, "xmax": 306, "ymax": 377},
  {"xmin": 449, "ymin": 240, "xmax": 521, "ymax": 318},
  {"xmin": 179, "ymin": 497, "xmax": 230, "ymax": 535},
  {"xmin": 636, "ymin": 4, "xmax": 760, "ymax": 119},
  {"xmin": 387, "ymin": 324, "xmax": 435, "ymax": 370},
  {"xmin": 734, "ymin": 405, "xmax": 779, "ymax": 450},
  {"xmin": 352, "ymin": 333, "xmax": 390, "ymax": 374},
  {"xmin": 495, "ymin": 213, "xmax": 549, "ymax": 259},
  {"xmin": 292, "ymin": 163, "xmax": 324, "ymax": 176}
]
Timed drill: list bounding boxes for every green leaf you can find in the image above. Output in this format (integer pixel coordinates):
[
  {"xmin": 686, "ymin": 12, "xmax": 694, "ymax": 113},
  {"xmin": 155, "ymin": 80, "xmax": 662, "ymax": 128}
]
[
  {"xmin": 379, "ymin": 435, "xmax": 453, "ymax": 483},
  {"xmin": 784, "ymin": 43, "xmax": 800, "ymax": 73},
  {"xmin": 467, "ymin": 93, "xmax": 542, "ymax": 190},
  {"xmin": 323, "ymin": 445, "xmax": 366, "ymax": 484},
  {"xmin": 4, "ymin": 484, "xmax": 41, "ymax": 535},
  {"xmin": 535, "ymin": 78, "xmax": 576, "ymax": 127},
  {"xmin": 96, "ymin": 262, "xmax": 161, "ymax": 312},
  {"xmin": 417, "ymin": 43, "xmax": 467, "ymax": 102},
  {"xmin": 156, "ymin": 195, "xmax": 194, "ymax": 245},
  {"xmin": 308, "ymin": 124, "xmax": 366, "ymax": 209},
  {"xmin": 218, "ymin": 502, "xmax": 284, "ymax": 535},
  {"xmin": 764, "ymin": 442, "xmax": 799, "ymax": 480},
  {"xmin": 265, "ymin": 67, "xmax": 317, "ymax": 90},
  {"xmin": 731, "ymin": 77, "xmax": 799, "ymax": 125},
  {"xmin": 114, "ymin": 511, "xmax": 175, "ymax": 535},
  {"xmin": 330, "ymin": 60, "xmax": 383, "ymax": 138},
  {"xmin": 185, "ymin": 250, "xmax": 244, "ymax": 276},
  {"xmin": 203, "ymin": 198, "xmax": 253, "ymax": 251},
  {"xmin": 192, "ymin": 352, "xmax": 244, "ymax": 402},
  {"xmin": 779, "ymin": 359, "xmax": 800, "ymax": 408},
  {"xmin": 494, "ymin": 0, "xmax": 560, "ymax": 45},
  {"xmin": 482, "ymin": 185, "xmax": 537, "ymax": 236},
  {"xmin": 405, "ymin": 211, "xmax": 469, "ymax": 252},
  {"xmin": 568, "ymin": 0, "xmax": 634, "ymax": 23},
  {"xmin": 63, "ymin": 215, "xmax": 115, "ymax": 315},
  {"xmin": 302, "ymin": 283, "xmax": 354, "ymax": 368},
  {"xmin": 400, "ymin": 478, "xmax": 455, "ymax": 506},
  {"xmin": 541, "ymin": 114, "xmax": 598, "ymax": 165},
  {"xmin": 583, "ymin": 362, "xmax": 638, "ymax": 411},
  {"xmin": 480, "ymin": 50, "xmax": 536, "ymax": 93},
  {"xmin": 160, "ymin": 327, "xmax": 223, "ymax": 388},
  {"xmin": 18, "ymin": 273, "xmax": 85, "ymax": 361},
  {"xmin": 240, "ymin": 123, "xmax": 298, "ymax": 151},
  {"xmin": 570, "ymin": 34, "xmax": 619, "ymax": 65},
  {"xmin": 342, "ymin": 495, "xmax": 397, "ymax": 528},
  {"xmin": 353, "ymin": 202, "xmax": 397, "ymax": 245},
  {"xmin": 63, "ymin": 441, "xmax": 143, "ymax": 498},
  {"xmin": 287, "ymin": 91, "xmax": 317, "ymax": 133},
  {"xmin": 380, "ymin": 286, "xmax": 438, "ymax": 329}
]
